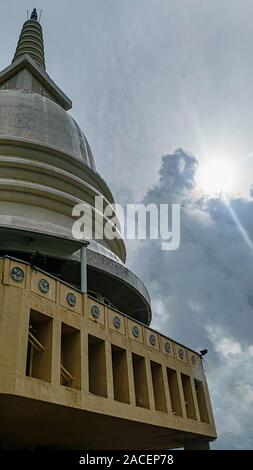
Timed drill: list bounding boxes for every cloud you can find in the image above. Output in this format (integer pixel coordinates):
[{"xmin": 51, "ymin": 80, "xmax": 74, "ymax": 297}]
[
  {"xmin": 143, "ymin": 148, "xmax": 198, "ymax": 203},
  {"xmin": 126, "ymin": 148, "xmax": 253, "ymax": 449}
]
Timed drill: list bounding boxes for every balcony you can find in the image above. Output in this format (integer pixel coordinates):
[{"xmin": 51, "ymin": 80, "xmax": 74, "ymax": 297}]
[{"xmin": 0, "ymin": 257, "xmax": 216, "ymax": 449}]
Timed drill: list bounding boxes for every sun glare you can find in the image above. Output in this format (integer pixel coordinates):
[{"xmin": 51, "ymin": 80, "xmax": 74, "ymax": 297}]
[{"xmin": 196, "ymin": 159, "xmax": 235, "ymax": 196}]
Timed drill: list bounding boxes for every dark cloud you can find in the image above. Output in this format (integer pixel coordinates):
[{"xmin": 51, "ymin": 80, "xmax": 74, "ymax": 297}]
[
  {"xmin": 126, "ymin": 149, "xmax": 253, "ymax": 449},
  {"xmin": 143, "ymin": 148, "xmax": 198, "ymax": 203}
]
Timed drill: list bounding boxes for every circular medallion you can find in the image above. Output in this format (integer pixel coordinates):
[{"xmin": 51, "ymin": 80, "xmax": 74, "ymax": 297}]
[
  {"xmin": 132, "ymin": 326, "xmax": 139, "ymax": 338},
  {"xmin": 38, "ymin": 278, "xmax": 49, "ymax": 294},
  {"xmin": 191, "ymin": 354, "xmax": 197, "ymax": 366},
  {"xmin": 149, "ymin": 334, "xmax": 156, "ymax": 346},
  {"xmin": 10, "ymin": 266, "xmax": 24, "ymax": 283},
  {"xmin": 178, "ymin": 348, "xmax": 185, "ymax": 360},
  {"xmin": 113, "ymin": 316, "xmax": 121, "ymax": 329},
  {"xmin": 66, "ymin": 292, "xmax": 77, "ymax": 307},
  {"xmin": 165, "ymin": 342, "xmax": 171, "ymax": 353},
  {"xmin": 91, "ymin": 305, "xmax": 100, "ymax": 319}
]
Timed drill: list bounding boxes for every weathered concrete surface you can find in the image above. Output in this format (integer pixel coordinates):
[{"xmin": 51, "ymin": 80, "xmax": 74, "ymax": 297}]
[{"xmin": 0, "ymin": 90, "xmax": 95, "ymax": 169}]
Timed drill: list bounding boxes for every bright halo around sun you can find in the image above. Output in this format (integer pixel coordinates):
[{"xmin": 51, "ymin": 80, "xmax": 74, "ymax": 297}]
[{"xmin": 196, "ymin": 159, "xmax": 235, "ymax": 196}]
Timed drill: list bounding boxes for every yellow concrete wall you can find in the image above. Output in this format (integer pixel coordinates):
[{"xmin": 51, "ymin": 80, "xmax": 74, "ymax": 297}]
[{"xmin": 0, "ymin": 257, "xmax": 217, "ymax": 443}]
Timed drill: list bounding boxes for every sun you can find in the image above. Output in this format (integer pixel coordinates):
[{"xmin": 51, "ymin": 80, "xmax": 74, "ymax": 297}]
[{"xmin": 196, "ymin": 159, "xmax": 235, "ymax": 196}]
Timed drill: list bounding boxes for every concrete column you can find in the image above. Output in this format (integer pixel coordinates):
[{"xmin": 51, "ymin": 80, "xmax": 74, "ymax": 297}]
[
  {"xmin": 184, "ymin": 439, "xmax": 210, "ymax": 450},
  {"xmin": 51, "ymin": 318, "xmax": 61, "ymax": 386},
  {"xmin": 16, "ymin": 301, "xmax": 30, "ymax": 376},
  {"xmin": 162, "ymin": 365, "xmax": 172, "ymax": 413},
  {"xmin": 126, "ymin": 350, "xmax": 136, "ymax": 406},
  {"xmin": 80, "ymin": 244, "xmax": 88, "ymax": 294},
  {"xmin": 81, "ymin": 330, "xmax": 89, "ymax": 393},
  {"xmin": 105, "ymin": 341, "xmax": 114, "ymax": 400},
  {"xmin": 145, "ymin": 357, "xmax": 156, "ymax": 411},
  {"xmin": 190, "ymin": 376, "xmax": 201, "ymax": 421},
  {"xmin": 177, "ymin": 370, "xmax": 187, "ymax": 419}
]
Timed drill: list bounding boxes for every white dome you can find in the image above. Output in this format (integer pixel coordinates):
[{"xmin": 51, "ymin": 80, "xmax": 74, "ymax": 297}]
[{"xmin": 0, "ymin": 89, "xmax": 96, "ymax": 171}]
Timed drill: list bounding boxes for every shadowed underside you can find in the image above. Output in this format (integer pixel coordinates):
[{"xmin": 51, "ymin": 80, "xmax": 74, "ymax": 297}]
[{"xmin": 0, "ymin": 395, "xmax": 213, "ymax": 449}]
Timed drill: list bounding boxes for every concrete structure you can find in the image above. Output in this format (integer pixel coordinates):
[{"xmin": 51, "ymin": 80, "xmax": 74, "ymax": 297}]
[{"xmin": 0, "ymin": 10, "xmax": 217, "ymax": 449}]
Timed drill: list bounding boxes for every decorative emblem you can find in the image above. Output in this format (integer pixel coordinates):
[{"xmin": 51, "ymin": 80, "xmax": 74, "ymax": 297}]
[
  {"xmin": 191, "ymin": 354, "xmax": 197, "ymax": 366},
  {"xmin": 113, "ymin": 316, "xmax": 121, "ymax": 329},
  {"xmin": 38, "ymin": 278, "xmax": 49, "ymax": 294},
  {"xmin": 165, "ymin": 342, "xmax": 171, "ymax": 353},
  {"xmin": 149, "ymin": 334, "xmax": 156, "ymax": 346},
  {"xmin": 91, "ymin": 305, "xmax": 100, "ymax": 319},
  {"xmin": 10, "ymin": 266, "xmax": 24, "ymax": 283},
  {"xmin": 132, "ymin": 326, "xmax": 139, "ymax": 338},
  {"xmin": 178, "ymin": 348, "xmax": 185, "ymax": 360},
  {"xmin": 66, "ymin": 292, "xmax": 77, "ymax": 307}
]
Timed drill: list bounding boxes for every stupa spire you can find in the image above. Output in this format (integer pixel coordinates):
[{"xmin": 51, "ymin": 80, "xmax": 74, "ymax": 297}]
[{"xmin": 12, "ymin": 9, "xmax": 46, "ymax": 69}]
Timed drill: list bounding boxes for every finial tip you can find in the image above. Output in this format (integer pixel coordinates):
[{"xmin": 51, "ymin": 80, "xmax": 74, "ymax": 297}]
[{"xmin": 30, "ymin": 8, "xmax": 38, "ymax": 21}]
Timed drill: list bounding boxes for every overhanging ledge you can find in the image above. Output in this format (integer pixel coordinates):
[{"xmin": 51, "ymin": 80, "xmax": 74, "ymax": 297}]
[{"xmin": 0, "ymin": 224, "xmax": 89, "ymax": 255}]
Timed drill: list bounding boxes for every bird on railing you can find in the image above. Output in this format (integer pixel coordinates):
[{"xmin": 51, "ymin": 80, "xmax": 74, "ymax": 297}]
[{"xmin": 200, "ymin": 349, "xmax": 208, "ymax": 357}]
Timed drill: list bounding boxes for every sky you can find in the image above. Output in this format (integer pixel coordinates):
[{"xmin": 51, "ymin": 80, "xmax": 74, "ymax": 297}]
[{"xmin": 1, "ymin": 0, "xmax": 253, "ymax": 449}]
